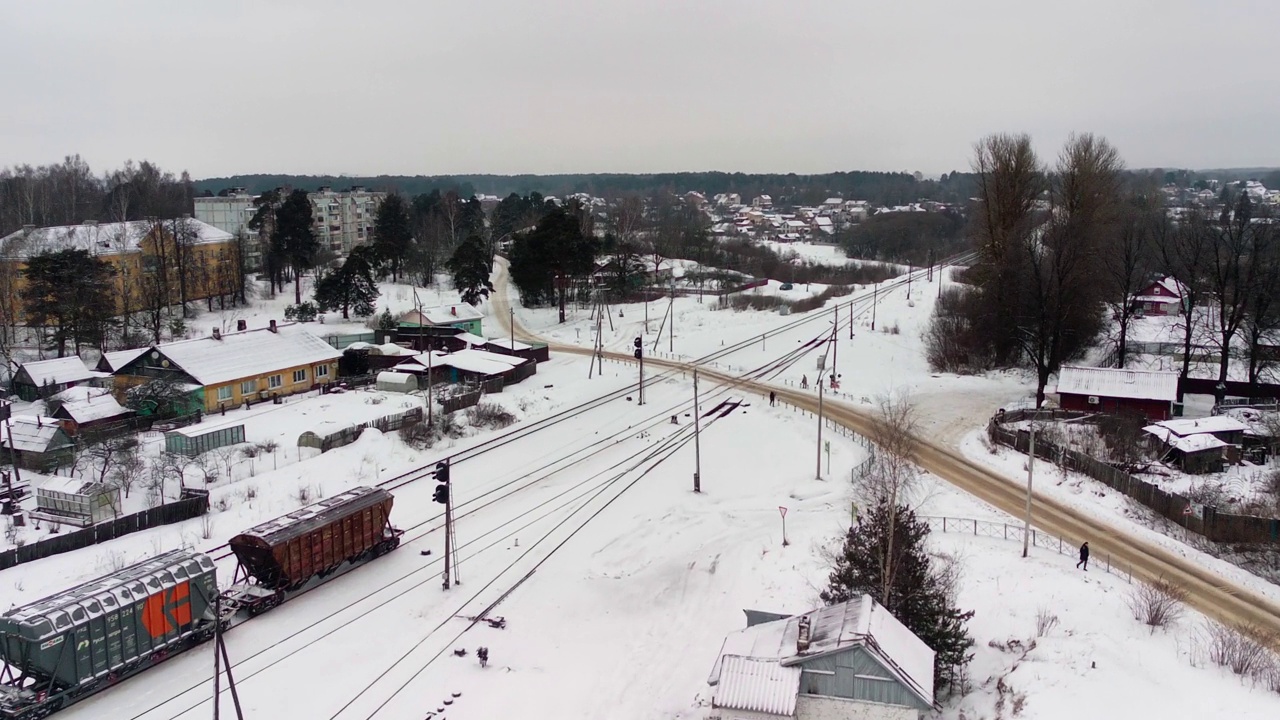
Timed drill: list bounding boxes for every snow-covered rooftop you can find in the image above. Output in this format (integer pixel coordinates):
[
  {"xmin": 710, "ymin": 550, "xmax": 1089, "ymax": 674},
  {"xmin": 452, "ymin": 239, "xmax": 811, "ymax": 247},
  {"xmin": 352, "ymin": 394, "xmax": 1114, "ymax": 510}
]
[
  {"xmin": 98, "ymin": 347, "xmax": 148, "ymax": 373},
  {"xmin": 0, "ymin": 415, "xmax": 70, "ymax": 453},
  {"xmin": 51, "ymin": 386, "xmax": 132, "ymax": 424},
  {"xmin": 153, "ymin": 323, "xmax": 342, "ymax": 386},
  {"xmin": 437, "ymin": 348, "xmax": 525, "ymax": 376},
  {"xmin": 708, "ymin": 596, "xmax": 934, "ymax": 709},
  {"xmin": 485, "ymin": 337, "xmax": 533, "ymax": 352},
  {"xmin": 1148, "ymin": 416, "xmax": 1248, "ymax": 437},
  {"xmin": 16, "ymin": 356, "xmax": 103, "ymax": 388},
  {"xmin": 453, "ymin": 332, "xmax": 488, "ymax": 347},
  {"xmin": 0, "ymin": 220, "xmax": 233, "ymax": 260},
  {"xmin": 1143, "ymin": 426, "xmax": 1229, "ymax": 453},
  {"xmin": 398, "ymin": 304, "xmax": 484, "ymax": 326},
  {"xmin": 1055, "ymin": 366, "xmax": 1179, "ymax": 402}
]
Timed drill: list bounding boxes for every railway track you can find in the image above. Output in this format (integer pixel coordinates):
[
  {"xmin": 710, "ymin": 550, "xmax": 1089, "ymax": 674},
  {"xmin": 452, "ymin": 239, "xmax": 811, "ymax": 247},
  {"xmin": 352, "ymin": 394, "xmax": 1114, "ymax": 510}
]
[{"xmin": 492, "ymin": 257, "xmax": 1280, "ymax": 640}]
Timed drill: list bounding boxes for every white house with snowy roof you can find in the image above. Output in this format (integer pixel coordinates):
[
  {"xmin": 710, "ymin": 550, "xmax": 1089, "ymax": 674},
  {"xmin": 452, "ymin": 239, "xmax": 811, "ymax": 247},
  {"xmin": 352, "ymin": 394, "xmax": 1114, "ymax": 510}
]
[
  {"xmin": 705, "ymin": 595, "xmax": 935, "ymax": 720},
  {"xmin": 110, "ymin": 321, "xmax": 342, "ymax": 414}
]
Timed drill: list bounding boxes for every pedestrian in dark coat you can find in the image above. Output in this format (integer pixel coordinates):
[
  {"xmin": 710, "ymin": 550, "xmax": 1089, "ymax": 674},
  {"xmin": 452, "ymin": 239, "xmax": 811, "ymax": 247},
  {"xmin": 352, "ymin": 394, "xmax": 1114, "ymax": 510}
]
[
  {"xmin": 1076, "ymin": 541, "xmax": 1089, "ymax": 570},
  {"xmin": 769, "ymin": 391, "xmax": 776, "ymax": 406}
]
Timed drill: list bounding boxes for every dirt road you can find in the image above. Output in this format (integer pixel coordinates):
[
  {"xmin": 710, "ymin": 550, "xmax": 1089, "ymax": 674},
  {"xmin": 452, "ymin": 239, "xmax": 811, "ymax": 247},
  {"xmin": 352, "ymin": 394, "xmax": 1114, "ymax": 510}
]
[{"xmin": 490, "ymin": 259, "xmax": 1280, "ymax": 635}]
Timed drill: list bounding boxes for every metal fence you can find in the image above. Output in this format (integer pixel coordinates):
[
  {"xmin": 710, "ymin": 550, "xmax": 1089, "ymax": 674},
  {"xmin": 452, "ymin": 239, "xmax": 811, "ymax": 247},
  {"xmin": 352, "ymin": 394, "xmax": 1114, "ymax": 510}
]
[
  {"xmin": 989, "ymin": 409, "xmax": 1280, "ymax": 545},
  {"xmin": 923, "ymin": 515, "xmax": 1132, "ymax": 582},
  {"xmin": 0, "ymin": 490, "xmax": 210, "ymax": 570}
]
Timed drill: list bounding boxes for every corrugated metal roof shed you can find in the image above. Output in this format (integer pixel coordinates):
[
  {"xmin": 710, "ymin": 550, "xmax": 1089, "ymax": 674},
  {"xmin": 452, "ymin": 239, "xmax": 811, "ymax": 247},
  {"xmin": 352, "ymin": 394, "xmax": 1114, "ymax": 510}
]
[
  {"xmin": 0, "ymin": 415, "xmax": 73, "ymax": 453},
  {"xmin": 1055, "ymin": 366, "xmax": 1179, "ymax": 402},
  {"xmin": 713, "ymin": 655, "xmax": 800, "ymax": 717},
  {"xmin": 1150, "ymin": 416, "xmax": 1248, "ymax": 437}
]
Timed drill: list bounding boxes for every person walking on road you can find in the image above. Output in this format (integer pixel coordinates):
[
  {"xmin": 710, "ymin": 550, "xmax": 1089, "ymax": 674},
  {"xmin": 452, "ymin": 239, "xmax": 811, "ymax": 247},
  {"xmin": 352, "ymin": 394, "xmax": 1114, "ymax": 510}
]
[
  {"xmin": 769, "ymin": 391, "xmax": 776, "ymax": 406},
  {"xmin": 800, "ymin": 375, "xmax": 809, "ymax": 389},
  {"xmin": 1076, "ymin": 541, "xmax": 1089, "ymax": 571}
]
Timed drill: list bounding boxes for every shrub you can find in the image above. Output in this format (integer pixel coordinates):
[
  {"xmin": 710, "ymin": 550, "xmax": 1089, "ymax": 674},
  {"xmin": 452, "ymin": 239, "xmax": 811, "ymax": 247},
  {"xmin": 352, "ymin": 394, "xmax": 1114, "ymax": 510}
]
[
  {"xmin": 1034, "ymin": 606, "xmax": 1060, "ymax": 637},
  {"xmin": 924, "ymin": 286, "xmax": 992, "ymax": 373},
  {"xmin": 284, "ymin": 302, "xmax": 319, "ymax": 322},
  {"xmin": 468, "ymin": 402, "xmax": 516, "ymax": 430},
  {"xmin": 1125, "ymin": 576, "xmax": 1187, "ymax": 632},
  {"xmin": 1206, "ymin": 621, "xmax": 1274, "ymax": 677}
]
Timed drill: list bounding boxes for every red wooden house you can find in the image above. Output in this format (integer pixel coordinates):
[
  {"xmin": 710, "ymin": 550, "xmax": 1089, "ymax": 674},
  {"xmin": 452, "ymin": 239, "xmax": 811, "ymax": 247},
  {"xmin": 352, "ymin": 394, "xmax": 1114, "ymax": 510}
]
[
  {"xmin": 1055, "ymin": 366, "xmax": 1179, "ymax": 421},
  {"xmin": 1132, "ymin": 276, "xmax": 1187, "ymax": 317}
]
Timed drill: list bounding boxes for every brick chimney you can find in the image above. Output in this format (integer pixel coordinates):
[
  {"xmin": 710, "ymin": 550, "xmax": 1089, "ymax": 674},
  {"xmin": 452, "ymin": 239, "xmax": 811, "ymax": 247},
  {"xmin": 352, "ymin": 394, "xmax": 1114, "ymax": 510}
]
[
  {"xmin": 796, "ymin": 615, "xmax": 812, "ymax": 653},
  {"xmin": 450, "ymin": 306, "xmax": 457, "ymax": 316},
  {"xmin": 269, "ymin": 319, "xmax": 278, "ymax": 333},
  {"xmin": 212, "ymin": 328, "xmax": 221, "ymax": 340}
]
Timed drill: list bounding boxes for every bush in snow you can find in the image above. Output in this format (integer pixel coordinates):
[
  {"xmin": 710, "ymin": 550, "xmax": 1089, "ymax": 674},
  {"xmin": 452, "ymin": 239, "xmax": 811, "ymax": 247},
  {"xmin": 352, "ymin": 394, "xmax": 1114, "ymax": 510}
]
[
  {"xmin": 1034, "ymin": 606, "xmax": 1060, "ymax": 637},
  {"xmin": 467, "ymin": 402, "xmax": 516, "ymax": 430},
  {"xmin": 284, "ymin": 301, "xmax": 319, "ymax": 322},
  {"xmin": 1125, "ymin": 575, "xmax": 1187, "ymax": 632},
  {"xmin": 1205, "ymin": 621, "xmax": 1275, "ymax": 678}
]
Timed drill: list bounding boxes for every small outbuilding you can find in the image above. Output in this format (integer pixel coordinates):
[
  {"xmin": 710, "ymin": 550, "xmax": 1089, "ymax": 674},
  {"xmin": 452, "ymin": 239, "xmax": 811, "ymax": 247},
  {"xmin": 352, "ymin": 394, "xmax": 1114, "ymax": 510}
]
[
  {"xmin": 0, "ymin": 415, "xmax": 75, "ymax": 471},
  {"xmin": 1055, "ymin": 366, "xmax": 1179, "ymax": 421},
  {"xmin": 48, "ymin": 386, "xmax": 135, "ymax": 436},
  {"xmin": 705, "ymin": 595, "xmax": 936, "ymax": 720},
  {"xmin": 1144, "ymin": 416, "xmax": 1249, "ymax": 474},
  {"xmin": 376, "ymin": 371, "xmax": 419, "ymax": 394},
  {"xmin": 164, "ymin": 422, "xmax": 246, "ymax": 457},
  {"xmin": 484, "ymin": 337, "xmax": 550, "ymax": 363}
]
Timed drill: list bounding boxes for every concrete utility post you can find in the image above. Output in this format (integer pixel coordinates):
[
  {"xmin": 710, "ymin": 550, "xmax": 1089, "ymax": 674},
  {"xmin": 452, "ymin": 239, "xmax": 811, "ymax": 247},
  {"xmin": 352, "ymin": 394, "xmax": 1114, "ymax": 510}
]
[
  {"xmin": 1023, "ymin": 421, "xmax": 1034, "ymax": 558},
  {"xmin": 693, "ymin": 368, "xmax": 702, "ymax": 493},
  {"xmin": 816, "ymin": 354, "xmax": 826, "ymax": 480},
  {"xmin": 634, "ymin": 337, "xmax": 645, "ymax": 405}
]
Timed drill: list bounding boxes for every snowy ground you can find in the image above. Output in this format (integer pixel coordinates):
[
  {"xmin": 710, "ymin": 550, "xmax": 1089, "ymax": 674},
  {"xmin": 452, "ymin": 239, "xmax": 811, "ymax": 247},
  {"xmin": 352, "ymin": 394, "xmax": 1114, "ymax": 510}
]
[
  {"xmin": 5, "ymin": 263, "xmax": 1280, "ymax": 719},
  {"xmin": 758, "ymin": 240, "xmax": 909, "ymax": 273}
]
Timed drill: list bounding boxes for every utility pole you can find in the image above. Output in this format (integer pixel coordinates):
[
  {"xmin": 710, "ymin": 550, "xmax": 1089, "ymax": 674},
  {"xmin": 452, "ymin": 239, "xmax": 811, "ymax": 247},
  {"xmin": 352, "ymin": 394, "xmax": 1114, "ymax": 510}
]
[
  {"xmin": 816, "ymin": 354, "xmax": 826, "ymax": 480},
  {"xmin": 426, "ymin": 348, "xmax": 433, "ymax": 427},
  {"xmin": 938, "ymin": 261, "xmax": 945, "ymax": 298},
  {"xmin": 509, "ymin": 305, "xmax": 515, "ymax": 353},
  {"xmin": 907, "ymin": 264, "xmax": 913, "ymax": 299},
  {"xmin": 1023, "ymin": 422, "xmax": 1034, "ymax": 558},
  {"xmin": 212, "ymin": 596, "xmax": 245, "ymax": 720},
  {"xmin": 633, "ymin": 337, "xmax": 644, "ymax": 405},
  {"xmin": 871, "ymin": 283, "xmax": 877, "ymax": 331},
  {"xmin": 849, "ymin": 300, "xmax": 854, "ymax": 340},
  {"xmin": 693, "ymin": 368, "xmax": 701, "ymax": 493},
  {"xmin": 832, "ymin": 304, "xmax": 839, "ymax": 378},
  {"xmin": 669, "ymin": 275, "xmax": 675, "ymax": 354}
]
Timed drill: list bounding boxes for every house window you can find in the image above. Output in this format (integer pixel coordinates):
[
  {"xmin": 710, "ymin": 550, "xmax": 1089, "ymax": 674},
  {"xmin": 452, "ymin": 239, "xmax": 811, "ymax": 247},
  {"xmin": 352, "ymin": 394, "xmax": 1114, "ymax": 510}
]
[
  {"xmin": 241, "ymin": 379, "xmax": 257, "ymax": 395},
  {"xmin": 293, "ymin": 368, "xmax": 307, "ymax": 384},
  {"xmin": 216, "ymin": 386, "xmax": 233, "ymax": 402},
  {"xmin": 316, "ymin": 364, "xmax": 329, "ymax": 378},
  {"xmin": 268, "ymin": 374, "xmax": 282, "ymax": 389}
]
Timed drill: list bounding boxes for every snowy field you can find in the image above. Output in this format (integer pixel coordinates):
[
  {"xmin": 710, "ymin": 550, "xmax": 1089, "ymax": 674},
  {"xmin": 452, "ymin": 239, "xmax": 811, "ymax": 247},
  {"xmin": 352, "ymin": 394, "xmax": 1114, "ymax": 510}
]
[
  {"xmin": 758, "ymin": 240, "xmax": 909, "ymax": 273},
  {"xmin": 5, "ymin": 263, "xmax": 1280, "ymax": 719}
]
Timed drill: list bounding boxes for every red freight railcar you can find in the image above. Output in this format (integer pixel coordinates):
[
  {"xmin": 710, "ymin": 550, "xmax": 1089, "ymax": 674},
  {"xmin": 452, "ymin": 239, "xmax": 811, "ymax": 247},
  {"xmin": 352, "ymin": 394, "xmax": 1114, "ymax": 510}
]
[{"xmin": 224, "ymin": 486, "xmax": 402, "ymax": 614}]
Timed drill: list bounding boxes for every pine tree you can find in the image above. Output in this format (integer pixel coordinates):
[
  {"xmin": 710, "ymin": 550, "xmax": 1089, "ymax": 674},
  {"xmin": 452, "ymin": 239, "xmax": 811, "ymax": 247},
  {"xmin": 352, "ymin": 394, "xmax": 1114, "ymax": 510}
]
[
  {"xmin": 272, "ymin": 190, "xmax": 319, "ymax": 305},
  {"xmin": 314, "ymin": 246, "xmax": 380, "ymax": 319},
  {"xmin": 447, "ymin": 232, "xmax": 494, "ymax": 305},
  {"xmin": 21, "ymin": 249, "xmax": 117, "ymax": 357},
  {"xmin": 821, "ymin": 501, "xmax": 974, "ymax": 693},
  {"xmin": 372, "ymin": 193, "xmax": 412, "ymax": 282},
  {"xmin": 508, "ymin": 206, "xmax": 599, "ymax": 322}
]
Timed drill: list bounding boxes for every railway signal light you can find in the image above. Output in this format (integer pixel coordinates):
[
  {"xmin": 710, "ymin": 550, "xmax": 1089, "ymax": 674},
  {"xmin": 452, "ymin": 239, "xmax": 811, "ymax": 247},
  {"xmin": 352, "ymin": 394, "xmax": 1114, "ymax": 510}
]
[{"xmin": 433, "ymin": 484, "xmax": 448, "ymax": 504}]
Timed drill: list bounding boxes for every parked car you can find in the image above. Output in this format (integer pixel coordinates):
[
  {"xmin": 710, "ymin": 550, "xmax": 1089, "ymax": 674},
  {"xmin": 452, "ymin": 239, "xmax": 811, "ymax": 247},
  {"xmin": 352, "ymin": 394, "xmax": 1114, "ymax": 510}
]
[{"xmin": 780, "ymin": 282, "xmax": 794, "ymax": 291}]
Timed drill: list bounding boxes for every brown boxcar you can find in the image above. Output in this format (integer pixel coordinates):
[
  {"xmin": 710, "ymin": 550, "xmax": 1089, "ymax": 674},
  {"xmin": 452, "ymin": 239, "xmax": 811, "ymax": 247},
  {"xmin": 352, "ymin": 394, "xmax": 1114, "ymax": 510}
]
[{"xmin": 227, "ymin": 487, "xmax": 401, "ymax": 601}]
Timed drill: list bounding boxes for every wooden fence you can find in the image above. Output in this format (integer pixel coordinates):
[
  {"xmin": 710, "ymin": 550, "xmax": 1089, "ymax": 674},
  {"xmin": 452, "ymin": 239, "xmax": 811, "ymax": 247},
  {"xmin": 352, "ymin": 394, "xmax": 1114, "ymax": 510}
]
[
  {"xmin": 297, "ymin": 407, "xmax": 424, "ymax": 453},
  {"xmin": 1, "ymin": 490, "xmax": 210, "ymax": 570},
  {"xmin": 989, "ymin": 410, "xmax": 1280, "ymax": 545}
]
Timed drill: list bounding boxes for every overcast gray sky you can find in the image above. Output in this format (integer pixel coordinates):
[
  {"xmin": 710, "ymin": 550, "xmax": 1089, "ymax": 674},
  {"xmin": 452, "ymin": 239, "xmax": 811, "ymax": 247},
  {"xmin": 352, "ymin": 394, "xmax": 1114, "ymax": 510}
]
[{"xmin": 3, "ymin": 0, "xmax": 1278, "ymax": 178}]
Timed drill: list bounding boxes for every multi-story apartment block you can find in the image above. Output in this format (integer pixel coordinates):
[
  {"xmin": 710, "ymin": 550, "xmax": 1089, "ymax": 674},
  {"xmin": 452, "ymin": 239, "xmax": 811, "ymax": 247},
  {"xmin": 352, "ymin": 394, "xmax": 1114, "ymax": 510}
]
[
  {"xmin": 309, "ymin": 186, "xmax": 384, "ymax": 256},
  {"xmin": 195, "ymin": 186, "xmax": 385, "ymax": 267}
]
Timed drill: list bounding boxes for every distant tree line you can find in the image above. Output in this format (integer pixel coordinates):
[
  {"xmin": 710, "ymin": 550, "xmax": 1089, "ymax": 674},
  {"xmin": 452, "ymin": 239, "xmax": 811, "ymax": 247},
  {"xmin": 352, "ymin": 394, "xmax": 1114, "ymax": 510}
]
[
  {"xmin": 836, "ymin": 210, "xmax": 967, "ymax": 266},
  {"xmin": 196, "ymin": 171, "xmax": 983, "ymax": 207},
  {"xmin": 925, "ymin": 132, "xmax": 1279, "ymax": 403}
]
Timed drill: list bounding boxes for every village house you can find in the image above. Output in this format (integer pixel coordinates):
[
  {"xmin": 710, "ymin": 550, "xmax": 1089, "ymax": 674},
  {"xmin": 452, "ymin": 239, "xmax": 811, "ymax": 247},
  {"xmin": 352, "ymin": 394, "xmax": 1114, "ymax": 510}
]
[
  {"xmin": 47, "ymin": 385, "xmax": 135, "ymax": 437},
  {"xmin": 0, "ymin": 218, "xmax": 240, "ymax": 322},
  {"xmin": 10, "ymin": 356, "xmax": 106, "ymax": 401},
  {"xmin": 111, "ymin": 321, "xmax": 342, "ymax": 414},
  {"xmin": 705, "ymin": 595, "xmax": 935, "ymax": 720},
  {"xmin": 1132, "ymin": 276, "xmax": 1187, "ymax": 317},
  {"xmin": 396, "ymin": 304, "xmax": 484, "ymax": 340},
  {"xmin": 1143, "ymin": 416, "xmax": 1250, "ymax": 474},
  {"xmin": 94, "ymin": 348, "xmax": 149, "ymax": 375},
  {"xmin": 1054, "ymin": 366, "xmax": 1179, "ymax": 421},
  {"xmin": 0, "ymin": 415, "xmax": 75, "ymax": 471}
]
